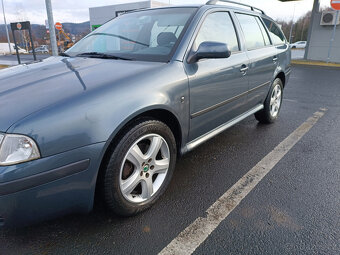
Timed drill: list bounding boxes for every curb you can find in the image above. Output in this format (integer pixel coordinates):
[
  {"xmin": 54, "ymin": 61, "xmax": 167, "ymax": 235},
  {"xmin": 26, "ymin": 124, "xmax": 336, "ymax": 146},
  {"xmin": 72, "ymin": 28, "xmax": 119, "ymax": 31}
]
[{"xmin": 292, "ymin": 60, "xmax": 340, "ymax": 68}]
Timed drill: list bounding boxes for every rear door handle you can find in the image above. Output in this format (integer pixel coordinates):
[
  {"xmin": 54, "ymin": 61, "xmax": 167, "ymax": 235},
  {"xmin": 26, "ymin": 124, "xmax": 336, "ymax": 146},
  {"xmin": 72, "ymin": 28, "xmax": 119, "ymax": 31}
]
[
  {"xmin": 273, "ymin": 56, "xmax": 278, "ymax": 62},
  {"xmin": 240, "ymin": 65, "xmax": 248, "ymax": 74}
]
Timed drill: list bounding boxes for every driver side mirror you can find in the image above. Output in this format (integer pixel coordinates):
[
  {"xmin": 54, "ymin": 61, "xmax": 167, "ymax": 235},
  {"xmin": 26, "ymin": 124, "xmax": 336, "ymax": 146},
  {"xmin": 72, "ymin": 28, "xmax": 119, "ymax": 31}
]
[{"xmin": 187, "ymin": 41, "xmax": 231, "ymax": 64}]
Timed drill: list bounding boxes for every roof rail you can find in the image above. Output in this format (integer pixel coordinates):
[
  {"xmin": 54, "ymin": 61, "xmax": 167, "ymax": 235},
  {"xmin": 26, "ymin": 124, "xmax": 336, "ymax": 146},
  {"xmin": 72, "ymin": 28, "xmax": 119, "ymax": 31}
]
[{"xmin": 206, "ymin": 0, "xmax": 265, "ymax": 15}]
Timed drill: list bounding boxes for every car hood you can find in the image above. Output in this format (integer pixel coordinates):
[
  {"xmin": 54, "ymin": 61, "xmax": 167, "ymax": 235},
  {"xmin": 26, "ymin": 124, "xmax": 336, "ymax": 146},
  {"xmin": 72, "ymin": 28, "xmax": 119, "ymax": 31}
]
[{"xmin": 0, "ymin": 56, "xmax": 165, "ymax": 132}]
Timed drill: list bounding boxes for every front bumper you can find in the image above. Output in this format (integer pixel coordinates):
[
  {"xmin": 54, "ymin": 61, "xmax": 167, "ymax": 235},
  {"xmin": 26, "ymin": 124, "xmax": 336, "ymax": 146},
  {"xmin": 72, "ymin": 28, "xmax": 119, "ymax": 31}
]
[{"xmin": 0, "ymin": 142, "xmax": 105, "ymax": 228}]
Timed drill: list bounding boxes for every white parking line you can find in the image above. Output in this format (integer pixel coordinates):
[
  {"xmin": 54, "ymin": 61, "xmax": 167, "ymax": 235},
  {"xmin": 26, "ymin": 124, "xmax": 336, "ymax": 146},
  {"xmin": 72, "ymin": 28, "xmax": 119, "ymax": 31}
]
[{"xmin": 159, "ymin": 108, "xmax": 327, "ymax": 255}]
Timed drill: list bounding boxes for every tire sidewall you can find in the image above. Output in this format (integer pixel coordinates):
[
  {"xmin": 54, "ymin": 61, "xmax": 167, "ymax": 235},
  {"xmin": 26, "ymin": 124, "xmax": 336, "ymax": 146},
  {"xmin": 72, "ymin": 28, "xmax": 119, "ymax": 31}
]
[{"xmin": 264, "ymin": 78, "xmax": 283, "ymax": 122}]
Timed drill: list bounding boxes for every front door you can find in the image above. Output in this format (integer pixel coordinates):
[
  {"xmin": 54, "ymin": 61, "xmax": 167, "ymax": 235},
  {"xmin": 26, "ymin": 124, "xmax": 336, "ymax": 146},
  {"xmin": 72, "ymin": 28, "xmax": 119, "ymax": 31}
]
[{"xmin": 184, "ymin": 11, "xmax": 250, "ymax": 141}]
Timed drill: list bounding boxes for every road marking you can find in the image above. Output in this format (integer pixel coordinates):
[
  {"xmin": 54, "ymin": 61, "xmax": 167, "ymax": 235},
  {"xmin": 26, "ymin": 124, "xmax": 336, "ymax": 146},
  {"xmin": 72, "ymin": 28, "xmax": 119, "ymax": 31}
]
[
  {"xmin": 283, "ymin": 98, "xmax": 298, "ymax": 103},
  {"xmin": 159, "ymin": 108, "xmax": 327, "ymax": 255}
]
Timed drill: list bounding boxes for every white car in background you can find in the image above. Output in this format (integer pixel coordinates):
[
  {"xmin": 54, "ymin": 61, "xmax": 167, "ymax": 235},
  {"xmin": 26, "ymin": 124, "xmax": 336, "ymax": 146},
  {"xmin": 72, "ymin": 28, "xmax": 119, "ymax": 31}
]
[
  {"xmin": 0, "ymin": 43, "xmax": 27, "ymax": 54},
  {"xmin": 29, "ymin": 46, "xmax": 49, "ymax": 54},
  {"xmin": 290, "ymin": 41, "xmax": 307, "ymax": 49}
]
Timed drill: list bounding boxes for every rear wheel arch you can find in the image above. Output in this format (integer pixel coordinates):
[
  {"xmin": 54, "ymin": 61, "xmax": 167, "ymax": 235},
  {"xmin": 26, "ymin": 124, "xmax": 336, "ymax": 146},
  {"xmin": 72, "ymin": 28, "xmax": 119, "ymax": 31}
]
[{"xmin": 275, "ymin": 71, "xmax": 286, "ymax": 88}]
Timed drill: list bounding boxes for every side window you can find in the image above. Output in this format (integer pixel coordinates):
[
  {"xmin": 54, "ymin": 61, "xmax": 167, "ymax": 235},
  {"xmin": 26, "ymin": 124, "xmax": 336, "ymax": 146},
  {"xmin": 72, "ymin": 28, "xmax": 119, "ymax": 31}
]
[
  {"xmin": 193, "ymin": 12, "xmax": 239, "ymax": 53},
  {"xmin": 262, "ymin": 18, "xmax": 286, "ymax": 45},
  {"xmin": 236, "ymin": 13, "xmax": 266, "ymax": 50},
  {"xmin": 256, "ymin": 17, "xmax": 271, "ymax": 46}
]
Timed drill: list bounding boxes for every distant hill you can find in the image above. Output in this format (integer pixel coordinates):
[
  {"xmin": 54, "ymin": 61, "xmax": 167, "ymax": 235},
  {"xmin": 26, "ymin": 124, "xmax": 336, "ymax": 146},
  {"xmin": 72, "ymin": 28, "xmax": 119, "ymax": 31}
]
[
  {"xmin": 0, "ymin": 21, "xmax": 90, "ymax": 43},
  {"xmin": 61, "ymin": 22, "xmax": 90, "ymax": 35}
]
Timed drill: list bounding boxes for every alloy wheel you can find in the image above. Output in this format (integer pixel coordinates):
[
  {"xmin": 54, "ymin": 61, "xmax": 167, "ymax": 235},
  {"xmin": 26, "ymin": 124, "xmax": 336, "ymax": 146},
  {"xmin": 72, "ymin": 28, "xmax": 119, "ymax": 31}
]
[{"xmin": 119, "ymin": 134, "xmax": 170, "ymax": 203}]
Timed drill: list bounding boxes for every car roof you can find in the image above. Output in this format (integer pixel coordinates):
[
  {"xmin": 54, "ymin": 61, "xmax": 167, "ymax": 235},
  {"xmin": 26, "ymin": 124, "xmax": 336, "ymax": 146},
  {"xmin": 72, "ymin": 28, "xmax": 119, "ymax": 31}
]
[{"xmin": 141, "ymin": 4, "xmax": 274, "ymax": 22}]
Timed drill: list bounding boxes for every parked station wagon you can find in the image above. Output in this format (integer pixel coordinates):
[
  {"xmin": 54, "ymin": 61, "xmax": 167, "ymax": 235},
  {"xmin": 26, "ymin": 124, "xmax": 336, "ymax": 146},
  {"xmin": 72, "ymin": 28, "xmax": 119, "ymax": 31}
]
[{"xmin": 0, "ymin": 0, "xmax": 291, "ymax": 227}]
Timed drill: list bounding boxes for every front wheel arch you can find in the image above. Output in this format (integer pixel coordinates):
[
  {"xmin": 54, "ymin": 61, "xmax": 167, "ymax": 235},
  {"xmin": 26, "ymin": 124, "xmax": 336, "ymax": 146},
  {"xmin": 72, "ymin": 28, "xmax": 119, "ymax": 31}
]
[{"xmin": 94, "ymin": 108, "xmax": 182, "ymax": 205}]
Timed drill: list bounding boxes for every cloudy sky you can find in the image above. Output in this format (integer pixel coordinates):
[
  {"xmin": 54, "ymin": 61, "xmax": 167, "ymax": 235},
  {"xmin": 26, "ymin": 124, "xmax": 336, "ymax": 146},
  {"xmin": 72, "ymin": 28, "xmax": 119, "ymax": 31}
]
[{"xmin": 0, "ymin": 0, "xmax": 332, "ymax": 25}]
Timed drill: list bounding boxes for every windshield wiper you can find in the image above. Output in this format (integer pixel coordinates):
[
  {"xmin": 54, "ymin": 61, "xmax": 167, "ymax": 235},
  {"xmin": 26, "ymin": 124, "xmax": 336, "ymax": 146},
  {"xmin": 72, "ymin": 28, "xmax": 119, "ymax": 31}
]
[
  {"xmin": 59, "ymin": 52, "xmax": 71, "ymax": 57},
  {"xmin": 88, "ymin": 33, "xmax": 149, "ymax": 47},
  {"xmin": 75, "ymin": 52, "xmax": 133, "ymax": 60}
]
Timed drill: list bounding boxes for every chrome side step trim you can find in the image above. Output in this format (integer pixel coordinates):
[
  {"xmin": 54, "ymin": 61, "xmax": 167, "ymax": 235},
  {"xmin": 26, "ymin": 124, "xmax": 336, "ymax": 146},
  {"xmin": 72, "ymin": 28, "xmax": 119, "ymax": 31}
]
[{"xmin": 183, "ymin": 104, "xmax": 264, "ymax": 153}]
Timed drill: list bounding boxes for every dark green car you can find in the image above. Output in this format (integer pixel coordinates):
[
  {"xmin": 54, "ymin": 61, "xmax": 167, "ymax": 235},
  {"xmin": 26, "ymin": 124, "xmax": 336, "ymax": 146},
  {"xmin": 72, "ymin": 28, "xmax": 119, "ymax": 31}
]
[{"xmin": 0, "ymin": 0, "xmax": 290, "ymax": 227}]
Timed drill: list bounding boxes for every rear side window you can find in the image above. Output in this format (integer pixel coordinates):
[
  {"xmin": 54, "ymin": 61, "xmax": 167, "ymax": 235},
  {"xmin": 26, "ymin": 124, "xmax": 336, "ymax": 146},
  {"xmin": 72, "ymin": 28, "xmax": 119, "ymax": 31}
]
[
  {"xmin": 236, "ymin": 13, "xmax": 266, "ymax": 50},
  {"xmin": 256, "ymin": 18, "xmax": 271, "ymax": 45},
  {"xmin": 262, "ymin": 18, "xmax": 286, "ymax": 45},
  {"xmin": 193, "ymin": 12, "xmax": 239, "ymax": 52}
]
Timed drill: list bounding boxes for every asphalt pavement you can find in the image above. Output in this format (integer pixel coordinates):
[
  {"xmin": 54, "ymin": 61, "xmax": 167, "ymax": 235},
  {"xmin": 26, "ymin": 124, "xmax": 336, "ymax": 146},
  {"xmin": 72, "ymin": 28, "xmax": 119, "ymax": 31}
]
[{"xmin": 0, "ymin": 65, "xmax": 339, "ymax": 255}]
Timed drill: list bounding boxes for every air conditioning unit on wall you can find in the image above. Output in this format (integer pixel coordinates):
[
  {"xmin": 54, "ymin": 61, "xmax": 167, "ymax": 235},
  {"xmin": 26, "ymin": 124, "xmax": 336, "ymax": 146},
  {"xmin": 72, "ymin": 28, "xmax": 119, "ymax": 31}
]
[{"xmin": 320, "ymin": 11, "xmax": 340, "ymax": 26}]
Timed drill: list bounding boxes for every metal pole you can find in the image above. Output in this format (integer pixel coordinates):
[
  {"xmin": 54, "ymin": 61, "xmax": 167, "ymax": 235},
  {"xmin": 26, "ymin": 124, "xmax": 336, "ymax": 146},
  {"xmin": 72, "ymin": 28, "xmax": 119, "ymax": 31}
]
[
  {"xmin": 289, "ymin": 4, "xmax": 296, "ymax": 44},
  {"xmin": 28, "ymin": 24, "xmax": 37, "ymax": 61},
  {"xmin": 11, "ymin": 30, "xmax": 20, "ymax": 64},
  {"xmin": 304, "ymin": 0, "xmax": 320, "ymax": 60},
  {"xmin": 327, "ymin": 10, "xmax": 339, "ymax": 63},
  {"xmin": 1, "ymin": 0, "xmax": 12, "ymax": 54},
  {"xmin": 289, "ymin": 22, "xmax": 294, "ymax": 44},
  {"xmin": 45, "ymin": 0, "xmax": 58, "ymax": 56}
]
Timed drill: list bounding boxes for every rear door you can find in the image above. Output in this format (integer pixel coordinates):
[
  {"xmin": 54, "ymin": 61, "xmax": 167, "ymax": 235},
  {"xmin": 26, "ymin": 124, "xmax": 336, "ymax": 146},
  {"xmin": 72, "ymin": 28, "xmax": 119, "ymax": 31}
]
[
  {"xmin": 235, "ymin": 13, "xmax": 277, "ymax": 108},
  {"xmin": 184, "ymin": 11, "xmax": 250, "ymax": 141},
  {"xmin": 262, "ymin": 17, "xmax": 291, "ymax": 75}
]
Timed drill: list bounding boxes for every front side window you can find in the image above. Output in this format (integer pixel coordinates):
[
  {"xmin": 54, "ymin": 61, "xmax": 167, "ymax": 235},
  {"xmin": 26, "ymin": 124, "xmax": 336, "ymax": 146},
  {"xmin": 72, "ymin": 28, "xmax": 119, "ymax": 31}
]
[
  {"xmin": 262, "ymin": 18, "xmax": 286, "ymax": 45},
  {"xmin": 67, "ymin": 8, "xmax": 197, "ymax": 62},
  {"xmin": 193, "ymin": 12, "xmax": 239, "ymax": 53},
  {"xmin": 236, "ymin": 13, "xmax": 266, "ymax": 50}
]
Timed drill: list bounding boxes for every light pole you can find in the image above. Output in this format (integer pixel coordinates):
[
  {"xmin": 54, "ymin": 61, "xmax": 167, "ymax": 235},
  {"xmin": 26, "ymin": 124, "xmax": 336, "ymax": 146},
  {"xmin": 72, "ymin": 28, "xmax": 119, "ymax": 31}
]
[
  {"xmin": 1, "ymin": 0, "xmax": 12, "ymax": 54},
  {"xmin": 45, "ymin": 0, "xmax": 58, "ymax": 56},
  {"xmin": 288, "ymin": 3, "xmax": 296, "ymax": 44},
  {"xmin": 304, "ymin": 0, "xmax": 320, "ymax": 60}
]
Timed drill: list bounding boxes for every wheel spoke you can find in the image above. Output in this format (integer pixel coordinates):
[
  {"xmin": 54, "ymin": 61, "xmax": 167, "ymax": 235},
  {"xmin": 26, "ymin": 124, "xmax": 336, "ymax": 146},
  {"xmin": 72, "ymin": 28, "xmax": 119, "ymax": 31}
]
[
  {"xmin": 126, "ymin": 144, "xmax": 145, "ymax": 167},
  {"xmin": 273, "ymin": 87, "xmax": 277, "ymax": 98},
  {"xmin": 121, "ymin": 171, "xmax": 141, "ymax": 196},
  {"xmin": 276, "ymin": 90, "xmax": 281, "ymax": 100},
  {"xmin": 146, "ymin": 136, "xmax": 163, "ymax": 158},
  {"xmin": 270, "ymin": 96, "xmax": 276, "ymax": 105},
  {"xmin": 153, "ymin": 158, "xmax": 169, "ymax": 174},
  {"xmin": 141, "ymin": 178, "xmax": 154, "ymax": 199}
]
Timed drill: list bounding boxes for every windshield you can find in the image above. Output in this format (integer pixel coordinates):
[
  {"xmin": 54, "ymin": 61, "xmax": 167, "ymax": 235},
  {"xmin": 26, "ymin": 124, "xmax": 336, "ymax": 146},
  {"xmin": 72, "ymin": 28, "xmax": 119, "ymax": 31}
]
[{"xmin": 67, "ymin": 8, "xmax": 197, "ymax": 62}]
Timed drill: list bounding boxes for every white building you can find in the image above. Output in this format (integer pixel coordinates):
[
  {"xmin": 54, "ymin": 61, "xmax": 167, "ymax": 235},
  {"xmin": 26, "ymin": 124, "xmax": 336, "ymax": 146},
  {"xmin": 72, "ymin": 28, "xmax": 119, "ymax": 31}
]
[{"xmin": 89, "ymin": 1, "xmax": 169, "ymax": 31}]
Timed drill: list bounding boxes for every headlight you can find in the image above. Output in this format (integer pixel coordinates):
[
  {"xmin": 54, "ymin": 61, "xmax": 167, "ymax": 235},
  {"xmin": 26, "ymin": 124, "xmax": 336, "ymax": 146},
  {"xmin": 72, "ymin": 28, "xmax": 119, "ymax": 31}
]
[{"xmin": 0, "ymin": 134, "xmax": 40, "ymax": 166}]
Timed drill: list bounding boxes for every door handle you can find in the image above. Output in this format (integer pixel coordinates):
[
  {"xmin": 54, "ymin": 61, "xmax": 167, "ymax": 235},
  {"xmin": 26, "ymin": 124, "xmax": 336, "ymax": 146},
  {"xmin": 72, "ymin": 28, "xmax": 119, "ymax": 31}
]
[
  {"xmin": 273, "ymin": 56, "xmax": 278, "ymax": 62},
  {"xmin": 240, "ymin": 65, "xmax": 248, "ymax": 74}
]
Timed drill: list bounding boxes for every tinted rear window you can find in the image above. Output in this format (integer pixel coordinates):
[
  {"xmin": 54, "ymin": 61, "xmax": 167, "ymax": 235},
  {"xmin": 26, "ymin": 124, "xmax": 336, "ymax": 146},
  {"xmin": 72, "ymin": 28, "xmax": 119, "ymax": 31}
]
[{"xmin": 262, "ymin": 18, "xmax": 286, "ymax": 45}]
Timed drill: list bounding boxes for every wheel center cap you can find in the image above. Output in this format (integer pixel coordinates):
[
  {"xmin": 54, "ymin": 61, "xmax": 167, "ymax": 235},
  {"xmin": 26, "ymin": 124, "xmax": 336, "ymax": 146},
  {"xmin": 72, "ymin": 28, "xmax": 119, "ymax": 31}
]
[{"xmin": 143, "ymin": 164, "xmax": 150, "ymax": 172}]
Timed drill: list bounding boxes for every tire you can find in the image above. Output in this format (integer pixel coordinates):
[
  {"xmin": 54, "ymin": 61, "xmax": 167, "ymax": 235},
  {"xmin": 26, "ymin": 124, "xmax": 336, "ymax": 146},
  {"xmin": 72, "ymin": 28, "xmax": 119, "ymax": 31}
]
[
  {"xmin": 255, "ymin": 78, "xmax": 283, "ymax": 124},
  {"xmin": 102, "ymin": 119, "xmax": 177, "ymax": 216}
]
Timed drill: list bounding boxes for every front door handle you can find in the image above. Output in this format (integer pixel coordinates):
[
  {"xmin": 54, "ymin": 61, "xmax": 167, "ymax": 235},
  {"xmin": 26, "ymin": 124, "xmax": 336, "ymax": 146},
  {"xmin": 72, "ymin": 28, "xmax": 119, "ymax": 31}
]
[{"xmin": 273, "ymin": 56, "xmax": 278, "ymax": 62}]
